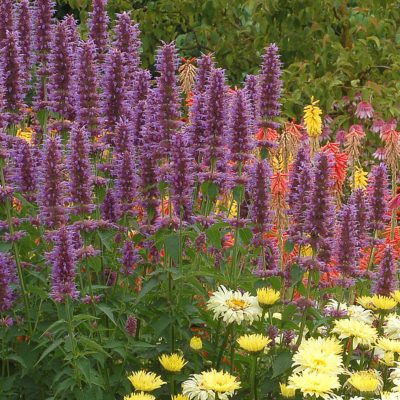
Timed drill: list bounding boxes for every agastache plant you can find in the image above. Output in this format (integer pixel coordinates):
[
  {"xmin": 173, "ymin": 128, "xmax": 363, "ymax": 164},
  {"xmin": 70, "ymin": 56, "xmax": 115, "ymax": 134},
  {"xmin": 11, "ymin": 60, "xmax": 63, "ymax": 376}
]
[{"xmin": 88, "ymin": 0, "xmax": 109, "ymax": 60}]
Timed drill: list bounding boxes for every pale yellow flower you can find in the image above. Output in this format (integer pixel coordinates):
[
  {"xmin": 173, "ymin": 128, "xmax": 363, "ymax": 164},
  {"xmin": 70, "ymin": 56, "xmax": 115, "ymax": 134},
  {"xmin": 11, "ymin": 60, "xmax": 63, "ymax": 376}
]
[
  {"xmin": 159, "ymin": 353, "xmax": 187, "ymax": 373},
  {"xmin": 279, "ymin": 383, "xmax": 296, "ymax": 398},
  {"xmin": 190, "ymin": 336, "xmax": 202, "ymax": 351},
  {"xmin": 371, "ymin": 294, "xmax": 397, "ymax": 311},
  {"xmin": 256, "ymin": 287, "xmax": 280, "ymax": 307},
  {"xmin": 237, "ymin": 334, "xmax": 271, "ymax": 353},
  {"xmin": 332, "ymin": 318, "xmax": 378, "ymax": 348},
  {"xmin": 346, "ymin": 370, "xmax": 382, "ymax": 393},
  {"xmin": 128, "ymin": 370, "xmax": 165, "ymax": 392}
]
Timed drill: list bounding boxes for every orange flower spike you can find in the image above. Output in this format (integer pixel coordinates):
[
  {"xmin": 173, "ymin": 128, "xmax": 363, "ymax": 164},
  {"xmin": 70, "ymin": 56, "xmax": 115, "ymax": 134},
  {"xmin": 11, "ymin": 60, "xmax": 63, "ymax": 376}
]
[{"xmin": 271, "ymin": 172, "xmax": 289, "ymax": 196}]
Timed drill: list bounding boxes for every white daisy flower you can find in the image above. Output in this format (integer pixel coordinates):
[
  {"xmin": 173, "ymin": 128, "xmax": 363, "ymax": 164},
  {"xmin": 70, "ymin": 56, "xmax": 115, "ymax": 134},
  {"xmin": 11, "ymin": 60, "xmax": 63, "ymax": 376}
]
[
  {"xmin": 206, "ymin": 285, "xmax": 262, "ymax": 325},
  {"xmin": 385, "ymin": 314, "xmax": 400, "ymax": 339},
  {"xmin": 347, "ymin": 305, "xmax": 374, "ymax": 325}
]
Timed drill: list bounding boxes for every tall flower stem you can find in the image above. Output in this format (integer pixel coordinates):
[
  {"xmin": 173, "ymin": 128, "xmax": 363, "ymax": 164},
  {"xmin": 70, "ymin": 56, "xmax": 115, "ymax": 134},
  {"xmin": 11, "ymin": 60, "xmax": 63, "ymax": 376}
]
[
  {"xmin": 296, "ymin": 272, "xmax": 312, "ymax": 346},
  {"xmin": 390, "ymin": 170, "xmax": 397, "ymax": 240},
  {"xmin": 250, "ymin": 354, "xmax": 258, "ymax": 400},
  {"xmin": 0, "ymin": 160, "xmax": 31, "ymax": 334},
  {"xmin": 215, "ymin": 324, "xmax": 232, "ymax": 369}
]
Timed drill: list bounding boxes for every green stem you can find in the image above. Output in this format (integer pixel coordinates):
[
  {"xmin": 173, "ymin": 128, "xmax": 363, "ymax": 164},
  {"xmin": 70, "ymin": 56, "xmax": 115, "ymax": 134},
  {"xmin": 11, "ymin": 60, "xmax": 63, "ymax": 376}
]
[
  {"xmin": 344, "ymin": 337, "xmax": 353, "ymax": 368},
  {"xmin": 250, "ymin": 355, "xmax": 258, "ymax": 400},
  {"xmin": 215, "ymin": 324, "xmax": 232, "ymax": 369},
  {"xmin": 296, "ymin": 274, "xmax": 313, "ymax": 346}
]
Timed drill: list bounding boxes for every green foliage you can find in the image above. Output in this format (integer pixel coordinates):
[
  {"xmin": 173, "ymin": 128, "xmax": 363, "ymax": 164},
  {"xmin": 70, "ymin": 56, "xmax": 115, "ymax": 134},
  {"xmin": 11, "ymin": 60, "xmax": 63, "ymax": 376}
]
[{"xmin": 59, "ymin": 0, "xmax": 400, "ymax": 117}]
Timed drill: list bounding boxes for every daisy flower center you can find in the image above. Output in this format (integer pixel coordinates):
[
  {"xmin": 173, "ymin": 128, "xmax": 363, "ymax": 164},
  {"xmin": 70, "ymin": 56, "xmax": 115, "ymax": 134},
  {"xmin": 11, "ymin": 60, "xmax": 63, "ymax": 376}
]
[{"xmin": 226, "ymin": 298, "xmax": 249, "ymax": 310}]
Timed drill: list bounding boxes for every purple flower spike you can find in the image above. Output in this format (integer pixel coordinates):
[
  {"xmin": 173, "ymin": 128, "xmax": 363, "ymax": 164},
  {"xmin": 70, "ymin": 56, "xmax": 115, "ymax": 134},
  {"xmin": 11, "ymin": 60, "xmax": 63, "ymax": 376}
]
[
  {"xmin": 253, "ymin": 239, "xmax": 280, "ymax": 277},
  {"xmin": 114, "ymin": 150, "xmax": 137, "ymax": 214},
  {"xmin": 228, "ymin": 89, "xmax": 253, "ymax": 164},
  {"xmin": 114, "ymin": 118, "xmax": 134, "ymax": 155},
  {"xmin": 257, "ymin": 43, "xmax": 282, "ymax": 130},
  {"xmin": 306, "ymin": 152, "xmax": 336, "ymax": 264},
  {"xmin": 125, "ymin": 315, "xmax": 137, "ymax": 337},
  {"xmin": 37, "ymin": 135, "xmax": 67, "ymax": 228},
  {"xmin": 49, "ymin": 227, "xmax": 79, "ymax": 302},
  {"xmin": 349, "ymin": 189, "xmax": 369, "ymax": 249},
  {"xmin": 101, "ymin": 189, "xmax": 119, "ymax": 223},
  {"xmin": 67, "ymin": 125, "xmax": 93, "ymax": 214},
  {"xmin": 48, "ymin": 22, "xmax": 74, "ymax": 119},
  {"xmin": 335, "ymin": 204, "xmax": 359, "ymax": 278},
  {"xmin": 120, "ymin": 240, "xmax": 141, "ymax": 275},
  {"xmin": 114, "ymin": 12, "xmax": 141, "ymax": 91},
  {"xmin": 244, "ymin": 74, "xmax": 259, "ymax": 132},
  {"xmin": 367, "ymin": 163, "xmax": 390, "ymax": 232},
  {"xmin": 155, "ymin": 42, "xmax": 181, "ymax": 156},
  {"xmin": 1, "ymin": 30, "xmax": 26, "ymax": 121},
  {"xmin": 88, "ymin": 0, "xmax": 109, "ymax": 60},
  {"xmin": 62, "ymin": 15, "xmax": 80, "ymax": 55},
  {"xmin": 101, "ymin": 48, "xmax": 128, "ymax": 131},
  {"xmin": 74, "ymin": 39, "xmax": 101, "ymax": 137},
  {"xmin": 288, "ymin": 145, "xmax": 312, "ymax": 243},
  {"xmin": 0, "ymin": 0, "xmax": 14, "ymax": 45},
  {"xmin": 169, "ymin": 131, "xmax": 195, "ymax": 220},
  {"xmin": 12, "ymin": 139, "xmax": 37, "ymax": 200},
  {"xmin": 247, "ymin": 159, "xmax": 273, "ymax": 234},
  {"xmin": 372, "ymin": 246, "xmax": 397, "ymax": 296},
  {"xmin": 0, "ymin": 252, "xmax": 17, "ymax": 312},
  {"xmin": 194, "ymin": 53, "xmax": 214, "ymax": 93},
  {"xmin": 16, "ymin": 0, "xmax": 33, "ymax": 75}
]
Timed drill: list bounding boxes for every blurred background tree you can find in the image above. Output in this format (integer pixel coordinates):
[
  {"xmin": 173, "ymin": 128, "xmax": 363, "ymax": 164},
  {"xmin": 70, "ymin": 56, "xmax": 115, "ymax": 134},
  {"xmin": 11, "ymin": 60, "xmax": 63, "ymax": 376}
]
[{"xmin": 58, "ymin": 0, "xmax": 400, "ymax": 120}]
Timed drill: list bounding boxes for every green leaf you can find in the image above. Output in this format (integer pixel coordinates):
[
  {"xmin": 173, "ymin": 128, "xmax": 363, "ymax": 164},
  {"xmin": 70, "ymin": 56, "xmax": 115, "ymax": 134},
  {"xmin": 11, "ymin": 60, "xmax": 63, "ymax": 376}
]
[
  {"xmin": 79, "ymin": 336, "xmax": 110, "ymax": 357},
  {"xmin": 35, "ymin": 338, "xmax": 64, "ymax": 366},
  {"xmin": 272, "ymin": 350, "xmax": 292, "ymax": 378},
  {"xmin": 164, "ymin": 233, "xmax": 180, "ymax": 263},
  {"xmin": 97, "ymin": 304, "xmax": 117, "ymax": 326}
]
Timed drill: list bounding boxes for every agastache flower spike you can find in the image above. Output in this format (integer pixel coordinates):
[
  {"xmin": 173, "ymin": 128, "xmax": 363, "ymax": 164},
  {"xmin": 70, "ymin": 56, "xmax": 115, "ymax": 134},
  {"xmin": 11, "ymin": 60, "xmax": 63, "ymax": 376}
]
[
  {"xmin": 155, "ymin": 42, "xmax": 181, "ymax": 156},
  {"xmin": 131, "ymin": 69, "xmax": 150, "ymax": 146},
  {"xmin": 114, "ymin": 12, "xmax": 141, "ymax": 92},
  {"xmin": 169, "ymin": 131, "xmax": 195, "ymax": 220},
  {"xmin": 74, "ymin": 40, "xmax": 101, "ymax": 137},
  {"xmin": 62, "ymin": 15, "xmax": 80, "ymax": 55},
  {"xmin": 335, "ymin": 203, "xmax": 359, "ymax": 278},
  {"xmin": 125, "ymin": 315, "xmax": 137, "ymax": 337},
  {"xmin": 257, "ymin": 43, "xmax": 282, "ymax": 130},
  {"xmin": 349, "ymin": 189, "xmax": 369, "ymax": 249},
  {"xmin": 194, "ymin": 53, "xmax": 214, "ymax": 93},
  {"xmin": 120, "ymin": 240, "xmax": 141, "ymax": 275},
  {"xmin": 367, "ymin": 163, "xmax": 390, "ymax": 232},
  {"xmin": 114, "ymin": 118, "xmax": 134, "ymax": 155},
  {"xmin": 372, "ymin": 246, "xmax": 397, "ymax": 296},
  {"xmin": 228, "ymin": 89, "xmax": 253, "ymax": 164},
  {"xmin": 247, "ymin": 159, "xmax": 273, "ymax": 234},
  {"xmin": 88, "ymin": 0, "xmax": 109, "ymax": 61},
  {"xmin": 0, "ymin": 252, "xmax": 17, "ymax": 312},
  {"xmin": 1, "ymin": 30, "xmax": 26, "ymax": 122},
  {"xmin": 244, "ymin": 74, "xmax": 259, "ymax": 132},
  {"xmin": 37, "ymin": 135, "xmax": 67, "ymax": 228},
  {"xmin": 101, "ymin": 48, "xmax": 128, "ymax": 131},
  {"xmin": 16, "ymin": 0, "xmax": 33, "ymax": 75},
  {"xmin": 306, "ymin": 152, "xmax": 336, "ymax": 265},
  {"xmin": 101, "ymin": 189, "xmax": 119, "ymax": 223},
  {"xmin": 114, "ymin": 150, "xmax": 137, "ymax": 214},
  {"xmin": 0, "ymin": 0, "xmax": 14, "ymax": 45},
  {"xmin": 48, "ymin": 22, "xmax": 74, "ymax": 119},
  {"xmin": 48, "ymin": 227, "xmax": 79, "ymax": 302},
  {"xmin": 67, "ymin": 125, "xmax": 93, "ymax": 214}
]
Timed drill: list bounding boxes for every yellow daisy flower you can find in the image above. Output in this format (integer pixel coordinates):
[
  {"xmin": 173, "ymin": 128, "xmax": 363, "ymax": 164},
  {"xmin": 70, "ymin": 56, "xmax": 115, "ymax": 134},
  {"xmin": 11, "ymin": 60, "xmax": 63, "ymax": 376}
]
[
  {"xmin": 237, "ymin": 334, "xmax": 271, "ymax": 353},
  {"xmin": 371, "ymin": 294, "xmax": 397, "ymax": 311},
  {"xmin": 172, "ymin": 395, "xmax": 189, "ymax": 400},
  {"xmin": 377, "ymin": 338, "xmax": 400, "ymax": 354},
  {"xmin": 346, "ymin": 370, "xmax": 382, "ymax": 394},
  {"xmin": 332, "ymin": 318, "xmax": 378, "ymax": 348},
  {"xmin": 189, "ymin": 336, "xmax": 202, "ymax": 351},
  {"xmin": 124, "ymin": 393, "xmax": 155, "ymax": 400},
  {"xmin": 392, "ymin": 291, "xmax": 400, "ymax": 303},
  {"xmin": 357, "ymin": 296, "xmax": 375, "ymax": 310},
  {"xmin": 288, "ymin": 370, "xmax": 340, "ymax": 399},
  {"xmin": 201, "ymin": 369, "xmax": 241, "ymax": 394},
  {"xmin": 256, "ymin": 287, "xmax": 280, "ymax": 307},
  {"xmin": 128, "ymin": 370, "xmax": 165, "ymax": 392},
  {"xmin": 159, "ymin": 353, "xmax": 187, "ymax": 373}
]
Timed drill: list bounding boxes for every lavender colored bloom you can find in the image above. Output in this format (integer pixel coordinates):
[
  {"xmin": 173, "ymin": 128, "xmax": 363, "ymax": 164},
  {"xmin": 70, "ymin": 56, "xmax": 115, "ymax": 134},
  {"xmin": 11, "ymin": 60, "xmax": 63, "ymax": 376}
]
[
  {"xmin": 372, "ymin": 246, "xmax": 397, "ymax": 296},
  {"xmin": 37, "ymin": 135, "xmax": 67, "ymax": 228},
  {"xmin": 48, "ymin": 22, "xmax": 74, "ymax": 118},
  {"xmin": 335, "ymin": 128, "xmax": 346, "ymax": 145},
  {"xmin": 306, "ymin": 152, "xmax": 336, "ymax": 264},
  {"xmin": 114, "ymin": 12, "xmax": 140, "ymax": 91},
  {"xmin": 194, "ymin": 53, "xmax": 214, "ymax": 93},
  {"xmin": 114, "ymin": 118, "xmax": 134, "ymax": 155},
  {"xmin": 169, "ymin": 131, "xmax": 195, "ymax": 220},
  {"xmin": 88, "ymin": 0, "xmax": 109, "ymax": 60},
  {"xmin": 187, "ymin": 91, "xmax": 207, "ymax": 162},
  {"xmin": 48, "ymin": 227, "xmax": 79, "ymax": 302},
  {"xmin": 247, "ymin": 159, "xmax": 273, "ymax": 233},
  {"xmin": 67, "ymin": 125, "xmax": 93, "ymax": 214},
  {"xmin": 244, "ymin": 74, "xmax": 259, "ymax": 131},
  {"xmin": 114, "ymin": 150, "xmax": 137, "ymax": 214},
  {"xmin": 349, "ymin": 189, "xmax": 369, "ymax": 248},
  {"xmin": 101, "ymin": 189, "xmax": 119, "ymax": 223},
  {"xmin": 257, "ymin": 43, "xmax": 282, "ymax": 130},
  {"xmin": 154, "ymin": 42, "xmax": 181, "ymax": 156},
  {"xmin": 131, "ymin": 69, "xmax": 150, "ymax": 146},
  {"xmin": 288, "ymin": 145, "xmax": 312, "ymax": 242},
  {"xmin": 202, "ymin": 68, "xmax": 229, "ymax": 182},
  {"xmin": 228, "ymin": 89, "xmax": 253, "ymax": 164},
  {"xmin": 62, "ymin": 15, "xmax": 80, "ymax": 55},
  {"xmin": 125, "ymin": 315, "xmax": 137, "ymax": 337},
  {"xmin": 367, "ymin": 163, "xmax": 390, "ymax": 231},
  {"xmin": 253, "ymin": 239, "xmax": 280, "ymax": 277},
  {"xmin": 16, "ymin": 0, "xmax": 33, "ymax": 74},
  {"xmin": 0, "ymin": 252, "xmax": 17, "ymax": 311},
  {"xmin": 0, "ymin": 0, "xmax": 14, "ymax": 45},
  {"xmin": 335, "ymin": 204, "xmax": 359, "ymax": 277},
  {"xmin": 1, "ymin": 30, "xmax": 25, "ymax": 117},
  {"xmin": 74, "ymin": 40, "xmax": 101, "ymax": 137},
  {"xmin": 355, "ymin": 101, "xmax": 374, "ymax": 119},
  {"xmin": 12, "ymin": 139, "xmax": 37, "ymax": 199},
  {"xmin": 120, "ymin": 240, "xmax": 141, "ymax": 275},
  {"xmin": 101, "ymin": 49, "xmax": 128, "ymax": 131}
]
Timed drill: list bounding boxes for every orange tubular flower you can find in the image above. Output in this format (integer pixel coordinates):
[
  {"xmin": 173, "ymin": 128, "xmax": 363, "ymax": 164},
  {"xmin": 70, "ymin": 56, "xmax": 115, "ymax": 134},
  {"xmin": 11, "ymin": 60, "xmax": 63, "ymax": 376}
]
[
  {"xmin": 256, "ymin": 127, "xmax": 278, "ymax": 142},
  {"xmin": 322, "ymin": 142, "xmax": 348, "ymax": 195}
]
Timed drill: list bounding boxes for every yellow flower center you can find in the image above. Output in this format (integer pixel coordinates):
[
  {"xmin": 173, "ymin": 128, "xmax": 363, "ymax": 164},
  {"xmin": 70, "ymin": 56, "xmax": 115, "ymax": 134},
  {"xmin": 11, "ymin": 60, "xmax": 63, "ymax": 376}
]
[{"xmin": 226, "ymin": 298, "xmax": 249, "ymax": 310}]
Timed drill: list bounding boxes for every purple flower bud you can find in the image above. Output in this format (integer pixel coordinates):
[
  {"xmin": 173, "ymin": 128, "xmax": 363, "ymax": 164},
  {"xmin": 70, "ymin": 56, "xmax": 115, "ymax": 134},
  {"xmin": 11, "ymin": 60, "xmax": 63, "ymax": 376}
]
[
  {"xmin": 101, "ymin": 189, "xmax": 119, "ymax": 223},
  {"xmin": 88, "ymin": 0, "xmax": 109, "ymax": 60},
  {"xmin": 120, "ymin": 240, "xmax": 141, "ymax": 275},
  {"xmin": 67, "ymin": 125, "xmax": 93, "ymax": 214},
  {"xmin": 247, "ymin": 159, "xmax": 273, "ymax": 233},
  {"xmin": 349, "ymin": 188, "xmax": 369, "ymax": 249},
  {"xmin": 48, "ymin": 227, "xmax": 79, "ymax": 302},
  {"xmin": 114, "ymin": 150, "xmax": 137, "ymax": 214},
  {"xmin": 372, "ymin": 246, "xmax": 397, "ymax": 296},
  {"xmin": 0, "ymin": 1, "xmax": 14, "ymax": 44},
  {"xmin": 37, "ymin": 135, "xmax": 67, "ymax": 228},
  {"xmin": 125, "ymin": 315, "xmax": 137, "ymax": 337},
  {"xmin": 74, "ymin": 39, "xmax": 101, "ymax": 137},
  {"xmin": 48, "ymin": 22, "xmax": 74, "ymax": 119},
  {"xmin": 257, "ymin": 43, "xmax": 282, "ymax": 130},
  {"xmin": 0, "ymin": 252, "xmax": 17, "ymax": 311},
  {"xmin": 367, "ymin": 163, "xmax": 390, "ymax": 231},
  {"xmin": 16, "ymin": 0, "xmax": 33, "ymax": 74}
]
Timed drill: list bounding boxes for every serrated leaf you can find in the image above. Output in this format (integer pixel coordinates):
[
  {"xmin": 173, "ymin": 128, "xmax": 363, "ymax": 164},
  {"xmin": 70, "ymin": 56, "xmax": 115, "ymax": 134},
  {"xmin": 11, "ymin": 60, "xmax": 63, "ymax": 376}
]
[{"xmin": 272, "ymin": 350, "xmax": 292, "ymax": 378}]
